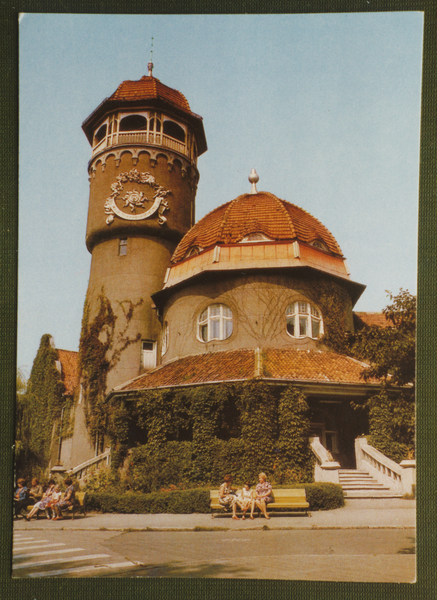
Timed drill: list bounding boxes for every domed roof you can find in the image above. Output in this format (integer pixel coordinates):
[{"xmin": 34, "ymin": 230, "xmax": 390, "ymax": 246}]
[
  {"xmin": 172, "ymin": 191, "xmax": 343, "ymax": 264},
  {"xmin": 109, "ymin": 75, "xmax": 192, "ymax": 113}
]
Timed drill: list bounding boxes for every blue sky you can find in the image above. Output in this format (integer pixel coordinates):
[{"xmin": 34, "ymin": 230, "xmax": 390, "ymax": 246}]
[{"xmin": 18, "ymin": 12, "xmax": 423, "ymax": 375}]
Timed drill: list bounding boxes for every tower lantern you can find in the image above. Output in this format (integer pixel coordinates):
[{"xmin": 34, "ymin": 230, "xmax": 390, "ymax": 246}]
[{"xmin": 81, "ymin": 71, "xmax": 207, "ymax": 390}]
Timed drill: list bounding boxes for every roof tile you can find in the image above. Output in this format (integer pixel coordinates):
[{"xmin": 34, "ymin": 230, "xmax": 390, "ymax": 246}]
[
  {"xmin": 109, "ymin": 76, "xmax": 191, "ymax": 113},
  {"xmin": 57, "ymin": 349, "xmax": 79, "ymax": 396},
  {"xmin": 171, "ymin": 192, "xmax": 343, "ymax": 264},
  {"xmin": 114, "ymin": 348, "xmax": 378, "ymax": 393}
]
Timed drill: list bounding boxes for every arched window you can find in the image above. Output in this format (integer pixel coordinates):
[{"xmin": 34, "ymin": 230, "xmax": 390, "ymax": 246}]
[
  {"xmin": 240, "ymin": 232, "xmax": 272, "ymax": 243},
  {"xmin": 185, "ymin": 246, "xmax": 203, "ymax": 259},
  {"xmin": 119, "ymin": 114, "xmax": 148, "ymax": 132},
  {"xmin": 94, "ymin": 124, "xmax": 107, "ymax": 144},
  {"xmin": 163, "ymin": 120, "xmax": 185, "ymax": 143},
  {"xmin": 198, "ymin": 304, "xmax": 233, "ymax": 342},
  {"xmin": 310, "ymin": 239, "xmax": 329, "ymax": 252},
  {"xmin": 286, "ymin": 302, "xmax": 323, "ymax": 339}
]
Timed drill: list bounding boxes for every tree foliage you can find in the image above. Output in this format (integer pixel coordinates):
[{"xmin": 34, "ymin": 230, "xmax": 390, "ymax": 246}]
[
  {"xmin": 365, "ymin": 387, "xmax": 415, "ymax": 462},
  {"xmin": 350, "ymin": 289, "xmax": 416, "ymax": 461},
  {"xmin": 351, "ymin": 289, "xmax": 416, "ymax": 386},
  {"xmin": 15, "ymin": 335, "xmax": 66, "ymax": 478}
]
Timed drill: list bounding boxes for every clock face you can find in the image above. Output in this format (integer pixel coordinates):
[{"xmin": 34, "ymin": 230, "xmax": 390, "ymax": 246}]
[{"xmin": 104, "ymin": 168, "xmax": 171, "ymax": 226}]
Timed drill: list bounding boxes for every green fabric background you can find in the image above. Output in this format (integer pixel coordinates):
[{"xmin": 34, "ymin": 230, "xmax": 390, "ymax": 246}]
[{"xmin": 1, "ymin": 1, "xmax": 435, "ymax": 598}]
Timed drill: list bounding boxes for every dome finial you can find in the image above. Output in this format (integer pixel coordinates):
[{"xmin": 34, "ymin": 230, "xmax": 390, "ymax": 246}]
[
  {"xmin": 248, "ymin": 168, "xmax": 259, "ymax": 194},
  {"xmin": 148, "ymin": 37, "xmax": 154, "ymax": 76}
]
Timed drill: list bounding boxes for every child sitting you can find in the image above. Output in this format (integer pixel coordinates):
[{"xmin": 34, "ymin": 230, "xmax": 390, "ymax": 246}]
[{"xmin": 235, "ymin": 481, "xmax": 253, "ymax": 520}]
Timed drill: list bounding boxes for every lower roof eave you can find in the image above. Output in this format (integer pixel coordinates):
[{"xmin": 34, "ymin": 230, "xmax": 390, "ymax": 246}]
[{"xmin": 106, "ymin": 376, "xmax": 386, "ymax": 402}]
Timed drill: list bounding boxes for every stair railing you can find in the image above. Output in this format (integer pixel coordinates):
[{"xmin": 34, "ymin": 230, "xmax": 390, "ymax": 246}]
[
  {"xmin": 355, "ymin": 437, "xmax": 415, "ymax": 496},
  {"xmin": 66, "ymin": 447, "xmax": 111, "ymax": 483},
  {"xmin": 310, "ymin": 436, "xmax": 341, "ymax": 484}
]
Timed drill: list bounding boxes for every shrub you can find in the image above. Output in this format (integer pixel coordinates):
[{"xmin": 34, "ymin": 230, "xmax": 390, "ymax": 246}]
[
  {"xmin": 86, "ymin": 488, "xmax": 211, "ymax": 514},
  {"xmin": 299, "ymin": 483, "xmax": 344, "ymax": 511},
  {"xmin": 86, "ymin": 483, "xmax": 343, "ymax": 514}
]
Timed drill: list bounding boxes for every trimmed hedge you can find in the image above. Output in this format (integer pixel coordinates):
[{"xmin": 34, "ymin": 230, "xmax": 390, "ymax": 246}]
[
  {"xmin": 86, "ymin": 489, "xmax": 211, "ymax": 514},
  {"xmin": 86, "ymin": 483, "xmax": 344, "ymax": 514}
]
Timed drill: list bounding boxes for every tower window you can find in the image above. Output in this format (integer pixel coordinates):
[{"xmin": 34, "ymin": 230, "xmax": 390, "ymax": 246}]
[
  {"xmin": 198, "ymin": 304, "xmax": 233, "ymax": 342},
  {"xmin": 94, "ymin": 124, "xmax": 107, "ymax": 144},
  {"xmin": 163, "ymin": 120, "xmax": 185, "ymax": 143},
  {"xmin": 119, "ymin": 239, "xmax": 127, "ymax": 256},
  {"xmin": 150, "ymin": 117, "xmax": 161, "ymax": 132},
  {"xmin": 119, "ymin": 114, "xmax": 148, "ymax": 132},
  {"xmin": 286, "ymin": 301, "xmax": 323, "ymax": 339},
  {"xmin": 141, "ymin": 340, "xmax": 157, "ymax": 369}
]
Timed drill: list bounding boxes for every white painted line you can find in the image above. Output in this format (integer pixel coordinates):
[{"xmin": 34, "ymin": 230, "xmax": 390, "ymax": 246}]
[
  {"xmin": 13, "ymin": 537, "xmax": 35, "ymax": 541},
  {"xmin": 14, "ymin": 548, "xmax": 84, "ymax": 559},
  {"xmin": 27, "ymin": 561, "xmax": 137, "ymax": 578},
  {"xmin": 13, "ymin": 554, "xmax": 111, "ymax": 570},
  {"xmin": 13, "ymin": 543, "xmax": 65, "ymax": 553},
  {"xmin": 14, "ymin": 540, "xmax": 50, "ymax": 546}
]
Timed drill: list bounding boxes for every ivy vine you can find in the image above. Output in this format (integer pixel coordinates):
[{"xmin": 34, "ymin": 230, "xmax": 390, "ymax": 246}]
[
  {"xmin": 111, "ymin": 381, "xmax": 315, "ymax": 490},
  {"xmin": 78, "ymin": 289, "xmax": 143, "ymax": 450}
]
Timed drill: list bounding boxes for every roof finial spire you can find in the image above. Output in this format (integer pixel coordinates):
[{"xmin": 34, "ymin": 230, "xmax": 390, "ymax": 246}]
[
  {"xmin": 148, "ymin": 37, "xmax": 154, "ymax": 77},
  {"xmin": 248, "ymin": 168, "xmax": 259, "ymax": 194}
]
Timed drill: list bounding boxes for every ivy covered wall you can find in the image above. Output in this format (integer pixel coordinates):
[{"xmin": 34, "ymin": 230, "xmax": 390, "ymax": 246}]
[{"xmin": 108, "ymin": 381, "xmax": 315, "ymax": 492}]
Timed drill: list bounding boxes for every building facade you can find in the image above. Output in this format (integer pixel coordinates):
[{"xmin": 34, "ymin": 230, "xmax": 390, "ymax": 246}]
[{"xmin": 50, "ymin": 68, "xmax": 396, "ymax": 477}]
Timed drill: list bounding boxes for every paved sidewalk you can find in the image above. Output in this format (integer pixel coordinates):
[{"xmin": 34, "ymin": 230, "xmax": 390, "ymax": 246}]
[{"xmin": 14, "ymin": 498, "xmax": 415, "ymax": 532}]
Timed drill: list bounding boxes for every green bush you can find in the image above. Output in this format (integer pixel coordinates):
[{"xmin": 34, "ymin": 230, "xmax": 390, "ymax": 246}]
[
  {"xmin": 299, "ymin": 483, "xmax": 344, "ymax": 511},
  {"xmin": 86, "ymin": 483, "xmax": 343, "ymax": 514},
  {"xmin": 86, "ymin": 489, "xmax": 211, "ymax": 514}
]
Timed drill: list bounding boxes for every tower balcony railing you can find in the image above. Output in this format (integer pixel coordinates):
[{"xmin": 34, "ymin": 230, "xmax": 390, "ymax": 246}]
[{"xmin": 92, "ymin": 131, "xmax": 189, "ymax": 159}]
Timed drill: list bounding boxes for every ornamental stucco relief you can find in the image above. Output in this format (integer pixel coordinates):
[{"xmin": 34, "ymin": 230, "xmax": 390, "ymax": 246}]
[{"xmin": 104, "ymin": 169, "xmax": 171, "ymax": 225}]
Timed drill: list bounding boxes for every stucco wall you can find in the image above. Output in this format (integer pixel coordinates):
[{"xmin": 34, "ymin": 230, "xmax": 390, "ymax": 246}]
[
  {"xmin": 86, "ymin": 151, "xmax": 197, "ymax": 251},
  {"xmin": 160, "ymin": 272, "xmax": 354, "ymax": 363}
]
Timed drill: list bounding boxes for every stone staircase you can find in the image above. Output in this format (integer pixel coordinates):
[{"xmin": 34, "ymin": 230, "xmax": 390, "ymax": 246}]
[{"xmin": 338, "ymin": 469, "xmax": 403, "ymax": 498}]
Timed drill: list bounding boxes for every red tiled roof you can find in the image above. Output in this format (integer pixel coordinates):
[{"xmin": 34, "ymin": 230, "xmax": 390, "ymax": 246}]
[
  {"xmin": 354, "ymin": 312, "xmax": 391, "ymax": 329},
  {"xmin": 114, "ymin": 348, "xmax": 377, "ymax": 393},
  {"xmin": 57, "ymin": 349, "xmax": 79, "ymax": 396},
  {"xmin": 109, "ymin": 76, "xmax": 191, "ymax": 113},
  {"xmin": 171, "ymin": 192, "xmax": 343, "ymax": 264}
]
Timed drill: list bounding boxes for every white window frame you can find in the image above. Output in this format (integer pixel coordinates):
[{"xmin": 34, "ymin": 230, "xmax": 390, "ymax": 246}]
[
  {"xmin": 286, "ymin": 301, "xmax": 323, "ymax": 339},
  {"xmin": 198, "ymin": 304, "xmax": 233, "ymax": 343},
  {"xmin": 119, "ymin": 238, "xmax": 127, "ymax": 256},
  {"xmin": 141, "ymin": 340, "xmax": 157, "ymax": 369}
]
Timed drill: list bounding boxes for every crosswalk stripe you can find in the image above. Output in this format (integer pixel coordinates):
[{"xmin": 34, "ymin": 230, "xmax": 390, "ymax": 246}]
[
  {"xmin": 13, "ymin": 554, "xmax": 111, "ymax": 570},
  {"xmin": 13, "ymin": 543, "xmax": 65, "ymax": 553},
  {"xmin": 13, "ymin": 540, "xmax": 50, "ymax": 546},
  {"xmin": 13, "ymin": 537, "xmax": 35, "ymax": 541},
  {"xmin": 14, "ymin": 548, "xmax": 84, "ymax": 559},
  {"xmin": 27, "ymin": 561, "xmax": 137, "ymax": 578}
]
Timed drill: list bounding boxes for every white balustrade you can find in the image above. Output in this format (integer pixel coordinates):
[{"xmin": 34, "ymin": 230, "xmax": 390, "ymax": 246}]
[
  {"xmin": 92, "ymin": 130, "xmax": 188, "ymax": 158},
  {"xmin": 310, "ymin": 436, "xmax": 341, "ymax": 484},
  {"xmin": 355, "ymin": 437, "xmax": 415, "ymax": 495}
]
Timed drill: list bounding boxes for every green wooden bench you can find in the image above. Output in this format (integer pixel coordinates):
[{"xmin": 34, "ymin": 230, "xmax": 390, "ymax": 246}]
[
  {"xmin": 63, "ymin": 491, "xmax": 87, "ymax": 519},
  {"xmin": 26, "ymin": 491, "xmax": 87, "ymax": 520},
  {"xmin": 210, "ymin": 488, "xmax": 310, "ymax": 518}
]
